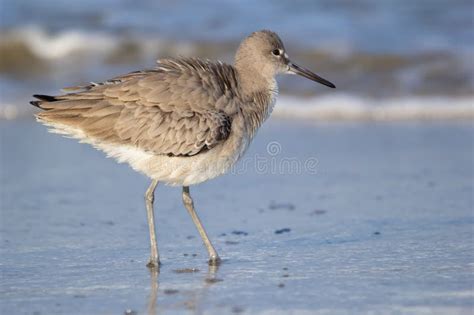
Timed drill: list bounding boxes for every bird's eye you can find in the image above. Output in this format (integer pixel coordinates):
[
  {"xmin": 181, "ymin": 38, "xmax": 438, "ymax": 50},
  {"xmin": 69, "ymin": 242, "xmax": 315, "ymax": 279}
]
[{"xmin": 272, "ymin": 49, "xmax": 281, "ymax": 56}]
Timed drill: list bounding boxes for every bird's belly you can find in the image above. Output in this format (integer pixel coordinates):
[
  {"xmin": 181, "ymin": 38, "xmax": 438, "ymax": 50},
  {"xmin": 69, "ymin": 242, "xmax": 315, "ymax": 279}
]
[{"xmin": 104, "ymin": 132, "xmax": 252, "ymax": 186}]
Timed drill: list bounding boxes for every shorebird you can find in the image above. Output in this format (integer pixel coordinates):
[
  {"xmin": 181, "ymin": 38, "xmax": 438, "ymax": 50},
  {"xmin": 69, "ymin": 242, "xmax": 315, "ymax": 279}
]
[{"xmin": 30, "ymin": 30, "xmax": 335, "ymax": 268}]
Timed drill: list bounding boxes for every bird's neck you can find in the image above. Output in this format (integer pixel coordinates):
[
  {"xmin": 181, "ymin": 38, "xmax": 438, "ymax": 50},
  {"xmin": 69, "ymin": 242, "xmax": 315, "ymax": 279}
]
[
  {"xmin": 237, "ymin": 72, "xmax": 279, "ymax": 138},
  {"xmin": 235, "ymin": 61, "xmax": 275, "ymax": 95}
]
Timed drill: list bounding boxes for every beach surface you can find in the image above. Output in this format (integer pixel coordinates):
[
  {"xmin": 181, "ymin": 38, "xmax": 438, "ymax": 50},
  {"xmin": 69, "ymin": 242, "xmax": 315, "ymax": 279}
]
[{"xmin": 1, "ymin": 118, "xmax": 473, "ymax": 314}]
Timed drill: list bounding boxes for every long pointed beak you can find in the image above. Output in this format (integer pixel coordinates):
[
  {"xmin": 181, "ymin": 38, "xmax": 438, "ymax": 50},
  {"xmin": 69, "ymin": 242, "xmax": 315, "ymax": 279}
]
[{"xmin": 288, "ymin": 62, "xmax": 336, "ymax": 88}]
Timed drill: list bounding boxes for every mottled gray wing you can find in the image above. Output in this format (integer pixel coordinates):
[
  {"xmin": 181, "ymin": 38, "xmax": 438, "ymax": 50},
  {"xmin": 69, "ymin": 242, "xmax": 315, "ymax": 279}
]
[{"xmin": 34, "ymin": 58, "xmax": 238, "ymax": 156}]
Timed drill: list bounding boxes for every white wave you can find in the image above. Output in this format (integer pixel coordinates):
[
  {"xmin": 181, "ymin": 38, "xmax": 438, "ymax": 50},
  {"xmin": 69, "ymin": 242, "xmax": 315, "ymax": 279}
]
[
  {"xmin": 1, "ymin": 27, "xmax": 121, "ymax": 59},
  {"xmin": 0, "ymin": 26, "xmax": 207, "ymax": 62},
  {"xmin": 274, "ymin": 94, "xmax": 474, "ymax": 121}
]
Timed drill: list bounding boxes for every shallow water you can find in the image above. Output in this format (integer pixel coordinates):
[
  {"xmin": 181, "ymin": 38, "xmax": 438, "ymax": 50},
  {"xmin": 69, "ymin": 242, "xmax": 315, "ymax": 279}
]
[{"xmin": 1, "ymin": 119, "xmax": 473, "ymax": 314}]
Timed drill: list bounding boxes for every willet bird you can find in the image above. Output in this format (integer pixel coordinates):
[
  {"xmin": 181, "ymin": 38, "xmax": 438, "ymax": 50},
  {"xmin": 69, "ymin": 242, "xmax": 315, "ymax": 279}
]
[{"xmin": 30, "ymin": 30, "xmax": 335, "ymax": 268}]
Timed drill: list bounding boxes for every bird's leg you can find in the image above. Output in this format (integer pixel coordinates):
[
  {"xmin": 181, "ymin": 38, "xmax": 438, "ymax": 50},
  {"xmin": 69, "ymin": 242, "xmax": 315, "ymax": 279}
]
[
  {"xmin": 145, "ymin": 179, "xmax": 160, "ymax": 268},
  {"xmin": 182, "ymin": 186, "xmax": 221, "ymax": 265}
]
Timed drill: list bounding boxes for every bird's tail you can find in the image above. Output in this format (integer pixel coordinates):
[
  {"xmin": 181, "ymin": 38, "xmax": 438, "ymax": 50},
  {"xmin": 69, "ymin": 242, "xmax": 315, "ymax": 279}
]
[{"xmin": 30, "ymin": 94, "xmax": 58, "ymax": 110}]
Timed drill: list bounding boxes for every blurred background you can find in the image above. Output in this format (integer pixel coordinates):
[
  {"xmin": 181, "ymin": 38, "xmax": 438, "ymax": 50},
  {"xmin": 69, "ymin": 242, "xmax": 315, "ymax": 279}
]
[{"xmin": 0, "ymin": 0, "xmax": 473, "ymax": 119}]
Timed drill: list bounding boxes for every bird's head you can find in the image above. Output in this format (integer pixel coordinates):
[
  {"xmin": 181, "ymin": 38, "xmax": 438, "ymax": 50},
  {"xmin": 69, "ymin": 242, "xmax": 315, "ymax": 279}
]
[{"xmin": 235, "ymin": 30, "xmax": 335, "ymax": 89}]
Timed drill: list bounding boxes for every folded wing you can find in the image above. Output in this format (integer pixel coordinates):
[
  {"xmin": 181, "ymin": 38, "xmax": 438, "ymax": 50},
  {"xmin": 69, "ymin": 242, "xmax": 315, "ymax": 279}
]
[{"xmin": 32, "ymin": 58, "xmax": 238, "ymax": 156}]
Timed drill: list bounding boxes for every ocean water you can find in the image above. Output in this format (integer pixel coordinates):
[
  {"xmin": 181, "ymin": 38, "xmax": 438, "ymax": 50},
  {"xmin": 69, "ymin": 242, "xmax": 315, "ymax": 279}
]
[{"xmin": 0, "ymin": 0, "xmax": 473, "ymax": 119}]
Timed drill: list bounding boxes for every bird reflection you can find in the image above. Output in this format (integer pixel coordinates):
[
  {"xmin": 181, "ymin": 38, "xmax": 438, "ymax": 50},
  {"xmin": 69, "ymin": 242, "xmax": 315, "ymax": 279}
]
[
  {"xmin": 147, "ymin": 267, "xmax": 159, "ymax": 315},
  {"xmin": 146, "ymin": 264, "xmax": 222, "ymax": 314}
]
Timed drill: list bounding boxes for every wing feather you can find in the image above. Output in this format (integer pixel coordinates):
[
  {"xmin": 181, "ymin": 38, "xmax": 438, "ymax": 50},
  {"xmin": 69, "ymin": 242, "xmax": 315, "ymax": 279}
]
[{"xmin": 35, "ymin": 58, "xmax": 238, "ymax": 156}]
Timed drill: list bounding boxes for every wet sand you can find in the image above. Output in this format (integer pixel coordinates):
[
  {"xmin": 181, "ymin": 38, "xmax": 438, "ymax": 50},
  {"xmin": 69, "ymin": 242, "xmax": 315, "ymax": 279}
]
[{"xmin": 1, "ymin": 119, "xmax": 473, "ymax": 314}]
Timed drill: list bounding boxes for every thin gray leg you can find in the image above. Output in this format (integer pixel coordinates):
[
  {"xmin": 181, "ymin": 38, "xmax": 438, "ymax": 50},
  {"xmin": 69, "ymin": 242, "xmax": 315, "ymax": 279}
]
[
  {"xmin": 182, "ymin": 186, "xmax": 220, "ymax": 265},
  {"xmin": 145, "ymin": 179, "xmax": 159, "ymax": 268}
]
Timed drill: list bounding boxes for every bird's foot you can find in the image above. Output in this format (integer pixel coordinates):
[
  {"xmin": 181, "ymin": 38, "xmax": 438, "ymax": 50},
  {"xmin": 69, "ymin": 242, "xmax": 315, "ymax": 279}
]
[
  {"xmin": 146, "ymin": 258, "xmax": 161, "ymax": 269},
  {"xmin": 208, "ymin": 255, "xmax": 221, "ymax": 266}
]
